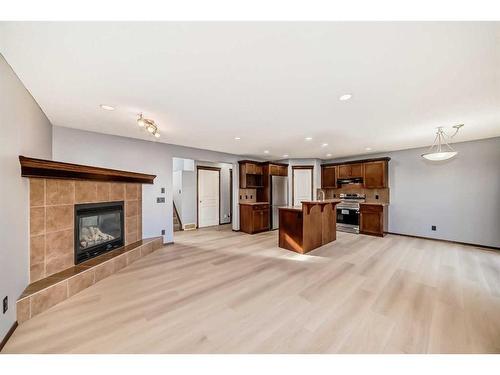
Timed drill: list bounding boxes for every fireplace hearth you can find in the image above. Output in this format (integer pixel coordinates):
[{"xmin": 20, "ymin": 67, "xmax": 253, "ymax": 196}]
[{"xmin": 75, "ymin": 201, "xmax": 124, "ymax": 264}]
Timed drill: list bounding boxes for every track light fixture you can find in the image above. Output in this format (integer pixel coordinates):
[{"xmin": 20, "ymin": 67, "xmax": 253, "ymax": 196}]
[{"xmin": 137, "ymin": 113, "xmax": 160, "ymax": 139}]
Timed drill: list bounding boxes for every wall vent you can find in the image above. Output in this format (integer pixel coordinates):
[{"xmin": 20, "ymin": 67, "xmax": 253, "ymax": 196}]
[{"xmin": 183, "ymin": 223, "xmax": 197, "ymax": 230}]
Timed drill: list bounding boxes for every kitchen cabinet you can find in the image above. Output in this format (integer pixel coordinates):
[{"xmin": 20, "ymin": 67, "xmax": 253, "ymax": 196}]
[
  {"xmin": 321, "ymin": 165, "xmax": 337, "ymax": 188},
  {"xmin": 363, "ymin": 161, "xmax": 387, "ymax": 188},
  {"xmin": 360, "ymin": 204, "xmax": 387, "ymax": 237},
  {"xmin": 269, "ymin": 164, "xmax": 288, "ymax": 176},
  {"xmin": 338, "ymin": 163, "xmax": 363, "ymax": 179},
  {"xmin": 240, "ymin": 203, "xmax": 270, "ymax": 234},
  {"xmin": 239, "ymin": 161, "xmax": 263, "ymax": 188}
]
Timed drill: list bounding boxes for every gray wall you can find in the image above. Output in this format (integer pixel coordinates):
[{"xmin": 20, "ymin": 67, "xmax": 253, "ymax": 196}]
[
  {"xmin": 325, "ymin": 137, "xmax": 500, "ymax": 248},
  {"xmin": 52, "ymin": 126, "xmax": 241, "ymax": 244},
  {"xmin": 0, "ymin": 54, "xmax": 52, "ymax": 339}
]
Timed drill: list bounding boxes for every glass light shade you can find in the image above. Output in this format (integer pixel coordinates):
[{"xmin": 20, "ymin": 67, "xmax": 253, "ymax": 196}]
[
  {"xmin": 137, "ymin": 118, "xmax": 146, "ymax": 127},
  {"xmin": 147, "ymin": 125, "xmax": 156, "ymax": 133},
  {"xmin": 421, "ymin": 151, "xmax": 458, "ymax": 161},
  {"xmin": 154, "ymin": 132, "xmax": 160, "ymax": 138}
]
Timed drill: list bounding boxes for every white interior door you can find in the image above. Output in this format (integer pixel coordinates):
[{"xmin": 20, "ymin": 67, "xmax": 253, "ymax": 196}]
[
  {"xmin": 293, "ymin": 168, "xmax": 313, "ymax": 206},
  {"xmin": 198, "ymin": 169, "xmax": 220, "ymax": 227}
]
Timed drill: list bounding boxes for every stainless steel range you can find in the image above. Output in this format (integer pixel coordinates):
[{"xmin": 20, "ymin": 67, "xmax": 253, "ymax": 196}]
[{"xmin": 336, "ymin": 193, "xmax": 366, "ymax": 233}]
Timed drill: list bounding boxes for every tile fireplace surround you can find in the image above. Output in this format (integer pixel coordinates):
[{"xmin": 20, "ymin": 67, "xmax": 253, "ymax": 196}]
[
  {"xmin": 17, "ymin": 157, "xmax": 161, "ymax": 324},
  {"xmin": 29, "ymin": 179, "xmax": 143, "ymax": 282}
]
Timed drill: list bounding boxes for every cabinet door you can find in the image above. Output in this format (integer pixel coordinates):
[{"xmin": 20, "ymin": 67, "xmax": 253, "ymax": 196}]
[
  {"xmin": 337, "ymin": 165, "xmax": 351, "ymax": 179},
  {"xmin": 350, "ymin": 163, "xmax": 363, "ymax": 178},
  {"xmin": 254, "ymin": 164, "xmax": 263, "ymax": 175},
  {"xmin": 239, "ymin": 165, "xmax": 247, "ymax": 188},
  {"xmin": 269, "ymin": 164, "xmax": 280, "ymax": 175},
  {"xmin": 321, "ymin": 166, "xmax": 336, "ymax": 188},
  {"xmin": 260, "ymin": 209, "xmax": 270, "ymax": 230},
  {"xmin": 279, "ymin": 165, "xmax": 288, "ymax": 176},
  {"xmin": 246, "ymin": 163, "xmax": 256, "ymax": 174},
  {"xmin": 364, "ymin": 161, "xmax": 387, "ymax": 188},
  {"xmin": 360, "ymin": 205, "xmax": 383, "ymax": 236}
]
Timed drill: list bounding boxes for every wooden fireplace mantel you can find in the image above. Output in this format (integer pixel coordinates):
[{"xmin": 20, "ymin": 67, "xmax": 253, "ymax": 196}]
[{"xmin": 19, "ymin": 156, "xmax": 156, "ymax": 184}]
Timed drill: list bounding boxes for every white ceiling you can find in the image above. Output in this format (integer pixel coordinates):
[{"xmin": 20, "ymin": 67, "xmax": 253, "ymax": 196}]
[{"xmin": 1, "ymin": 22, "xmax": 499, "ymax": 159}]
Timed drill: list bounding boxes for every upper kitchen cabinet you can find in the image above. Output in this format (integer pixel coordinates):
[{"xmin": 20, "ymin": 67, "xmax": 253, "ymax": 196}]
[
  {"xmin": 363, "ymin": 160, "xmax": 388, "ymax": 188},
  {"xmin": 321, "ymin": 165, "xmax": 337, "ymax": 188},
  {"xmin": 337, "ymin": 163, "xmax": 363, "ymax": 179},
  {"xmin": 269, "ymin": 163, "xmax": 288, "ymax": 176},
  {"xmin": 239, "ymin": 161, "xmax": 263, "ymax": 188}
]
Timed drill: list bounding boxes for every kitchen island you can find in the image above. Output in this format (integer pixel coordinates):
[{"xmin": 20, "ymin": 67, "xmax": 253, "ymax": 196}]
[{"xmin": 278, "ymin": 199, "xmax": 341, "ymax": 254}]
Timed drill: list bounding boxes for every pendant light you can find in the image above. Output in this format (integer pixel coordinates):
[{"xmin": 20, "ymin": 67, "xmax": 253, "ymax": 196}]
[{"xmin": 421, "ymin": 124, "xmax": 463, "ymax": 161}]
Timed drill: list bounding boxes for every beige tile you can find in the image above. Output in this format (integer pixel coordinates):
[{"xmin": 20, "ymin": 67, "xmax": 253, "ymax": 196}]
[
  {"xmin": 125, "ymin": 200, "xmax": 138, "ymax": 217},
  {"xmin": 30, "ymin": 179, "xmax": 45, "ymax": 206},
  {"xmin": 137, "ymin": 216, "xmax": 142, "ymax": 239},
  {"xmin": 46, "ymin": 205, "xmax": 73, "ymax": 233},
  {"xmin": 141, "ymin": 242, "xmax": 154, "ymax": 256},
  {"xmin": 75, "ymin": 180, "xmax": 97, "ymax": 203},
  {"xmin": 45, "ymin": 252, "xmax": 74, "ymax": 276},
  {"xmin": 125, "ymin": 184, "xmax": 138, "ymax": 200},
  {"xmin": 114, "ymin": 254, "xmax": 127, "ymax": 271},
  {"xmin": 30, "ymin": 207, "xmax": 45, "ymax": 236},
  {"xmin": 30, "ymin": 281, "xmax": 68, "ymax": 317},
  {"xmin": 126, "ymin": 216, "xmax": 138, "ymax": 235},
  {"xmin": 30, "ymin": 234, "xmax": 45, "ymax": 265},
  {"xmin": 152, "ymin": 238, "xmax": 163, "ymax": 250},
  {"xmin": 94, "ymin": 261, "xmax": 114, "ymax": 282},
  {"xmin": 110, "ymin": 183, "xmax": 125, "ymax": 201},
  {"xmin": 125, "ymin": 231, "xmax": 138, "ymax": 245},
  {"xmin": 46, "ymin": 229, "xmax": 73, "ymax": 259},
  {"xmin": 68, "ymin": 270, "xmax": 95, "ymax": 297},
  {"xmin": 45, "ymin": 229, "xmax": 74, "ymax": 276},
  {"xmin": 96, "ymin": 182, "xmax": 110, "ymax": 202},
  {"xmin": 30, "ymin": 263, "xmax": 45, "ymax": 283},
  {"xmin": 17, "ymin": 298, "xmax": 31, "ymax": 323},
  {"xmin": 126, "ymin": 248, "xmax": 141, "ymax": 264},
  {"xmin": 46, "ymin": 179, "xmax": 75, "ymax": 205}
]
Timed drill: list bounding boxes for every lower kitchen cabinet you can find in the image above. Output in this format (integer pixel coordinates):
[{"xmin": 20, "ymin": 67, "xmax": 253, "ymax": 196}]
[
  {"xmin": 359, "ymin": 204, "xmax": 387, "ymax": 237},
  {"xmin": 240, "ymin": 203, "xmax": 270, "ymax": 234}
]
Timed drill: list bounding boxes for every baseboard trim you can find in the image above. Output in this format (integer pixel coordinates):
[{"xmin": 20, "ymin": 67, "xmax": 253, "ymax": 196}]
[
  {"xmin": 0, "ymin": 321, "xmax": 18, "ymax": 352},
  {"xmin": 386, "ymin": 232, "xmax": 500, "ymax": 250},
  {"xmin": 231, "ymin": 229, "xmax": 240, "ymax": 232}
]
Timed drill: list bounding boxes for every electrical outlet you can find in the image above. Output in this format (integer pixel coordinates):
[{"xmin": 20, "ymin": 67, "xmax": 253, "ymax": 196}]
[
  {"xmin": 156, "ymin": 197, "xmax": 165, "ymax": 203},
  {"xmin": 431, "ymin": 225, "xmax": 436, "ymax": 231},
  {"xmin": 161, "ymin": 229, "xmax": 165, "ymax": 235},
  {"xmin": 3, "ymin": 296, "xmax": 7, "ymax": 314},
  {"xmin": 375, "ymin": 194, "xmax": 379, "ymax": 200},
  {"xmin": 161, "ymin": 187, "xmax": 165, "ymax": 194}
]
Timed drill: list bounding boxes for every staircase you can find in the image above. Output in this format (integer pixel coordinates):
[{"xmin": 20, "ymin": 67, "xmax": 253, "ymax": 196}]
[{"xmin": 173, "ymin": 202, "xmax": 182, "ymax": 232}]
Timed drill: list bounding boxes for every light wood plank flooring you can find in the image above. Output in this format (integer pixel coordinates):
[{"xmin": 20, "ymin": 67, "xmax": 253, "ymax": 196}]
[{"xmin": 3, "ymin": 226, "xmax": 500, "ymax": 353}]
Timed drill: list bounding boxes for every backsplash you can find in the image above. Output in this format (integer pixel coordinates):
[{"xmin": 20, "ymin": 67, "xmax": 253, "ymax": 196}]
[
  {"xmin": 239, "ymin": 188, "xmax": 257, "ymax": 203},
  {"xmin": 319, "ymin": 186, "xmax": 390, "ymax": 204}
]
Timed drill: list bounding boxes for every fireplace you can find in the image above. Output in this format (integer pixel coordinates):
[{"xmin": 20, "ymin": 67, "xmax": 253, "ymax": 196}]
[{"xmin": 74, "ymin": 201, "xmax": 124, "ymax": 264}]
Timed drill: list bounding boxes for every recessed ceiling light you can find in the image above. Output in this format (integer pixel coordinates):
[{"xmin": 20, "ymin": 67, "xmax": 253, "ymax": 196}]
[
  {"xmin": 263, "ymin": 150, "xmax": 270, "ymax": 154},
  {"xmin": 100, "ymin": 104, "xmax": 115, "ymax": 111},
  {"xmin": 365, "ymin": 147, "xmax": 372, "ymax": 151},
  {"xmin": 326, "ymin": 153, "xmax": 332, "ymax": 157},
  {"xmin": 305, "ymin": 137, "xmax": 313, "ymax": 141},
  {"xmin": 339, "ymin": 94, "xmax": 352, "ymax": 101},
  {"xmin": 234, "ymin": 137, "xmax": 241, "ymax": 140},
  {"xmin": 321, "ymin": 143, "xmax": 328, "ymax": 147},
  {"xmin": 283, "ymin": 154, "xmax": 289, "ymax": 158}
]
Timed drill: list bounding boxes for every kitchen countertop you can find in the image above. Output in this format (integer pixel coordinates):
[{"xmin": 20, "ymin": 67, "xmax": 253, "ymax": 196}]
[
  {"xmin": 300, "ymin": 199, "xmax": 342, "ymax": 204},
  {"xmin": 239, "ymin": 201, "xmax": 269, "ymax": 205},
  {"xmin": 360, "ymin": 202, "xmax": 389, "ymax": 206}
]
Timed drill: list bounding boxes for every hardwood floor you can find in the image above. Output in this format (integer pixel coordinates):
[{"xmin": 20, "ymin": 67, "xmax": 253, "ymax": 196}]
[{"xmin": 3, "ymin": 225, "xmax": 500, "ymax": 353}]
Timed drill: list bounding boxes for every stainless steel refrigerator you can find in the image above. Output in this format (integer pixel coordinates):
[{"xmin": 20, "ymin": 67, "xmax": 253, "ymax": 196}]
[{"xmin": 270, "ymin": 175, "xmax": 289, "ymax": 230}]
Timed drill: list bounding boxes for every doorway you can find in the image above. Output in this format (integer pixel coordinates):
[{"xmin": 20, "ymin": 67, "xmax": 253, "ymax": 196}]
[
  {"xmin": 197, "ymin": 166, "xmax": 221, "ymax": 228},
  {"xmin": 292, "ymin": 166, "xmax": 313, "ymax": 206}
]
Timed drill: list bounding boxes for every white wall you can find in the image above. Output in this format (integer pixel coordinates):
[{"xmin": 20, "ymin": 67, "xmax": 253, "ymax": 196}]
[
  {"xmin": 325, "ymin": 137, "xmax": 500, "ymax": 248},
  {"xmin": 0, "ymin": 54, "xmax": 52, "ymax": 339},
  {"xmin": 52, "ymin": 126, "xmax": 241, "ymax": 244}
]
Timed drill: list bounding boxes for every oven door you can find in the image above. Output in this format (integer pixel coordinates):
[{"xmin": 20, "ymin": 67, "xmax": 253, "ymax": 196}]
[{"xmin": 336, "ymin": 207, "xmax": 359, "ymax": 232}]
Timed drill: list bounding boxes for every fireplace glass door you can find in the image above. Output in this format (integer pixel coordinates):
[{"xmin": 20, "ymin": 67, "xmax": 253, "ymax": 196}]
[{"xmin": 75, "ymin": 201, "xmax": 124, "ymax": 263}]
